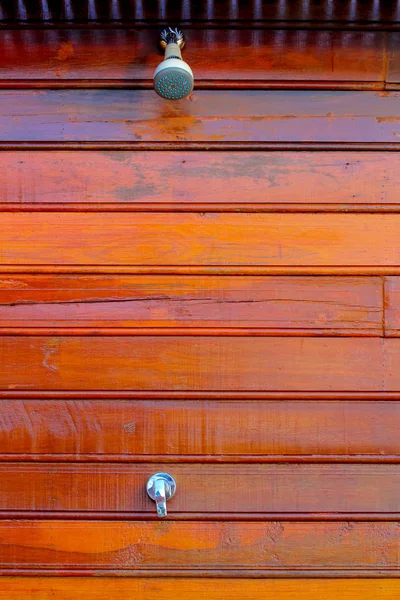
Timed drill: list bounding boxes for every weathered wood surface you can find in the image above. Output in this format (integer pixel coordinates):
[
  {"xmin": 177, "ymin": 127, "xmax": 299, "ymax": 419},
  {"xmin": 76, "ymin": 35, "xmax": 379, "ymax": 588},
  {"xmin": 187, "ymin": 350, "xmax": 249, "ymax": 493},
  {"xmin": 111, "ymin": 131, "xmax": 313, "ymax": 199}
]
[
  {"xmin": 384, "ymin": 277, "xmax": 400, "ymax": 336},
  {"xmin": 0, "ymin": 29, "xmax": 387, "ymax": 87},
  {"xmin": 387, "ymin": 33, "xmax": 400, "ymax": 85},
  {"xmin": 1, "ymin": 151, "xmax": 399, "ymax": 209},
  {"xmin": 1, "ymin": 578, "xmax": 400, "ymax": 599},
  {"xmin": 0, "ymin": 399, "xmax": 399, "ymax": 461},
  {"xmin": 0, "ymin": 90, "xmax": 398, "ymax": 142},
  {"xmin": 0, "ymin": 463, "xmax": 399, "ymax": 516},
  {"xmin": 0, "ymin": 520, "xmax": 399, "ymax": 574},
  {"xmin": 1, "ymin": 578, "xmax": 399, "ymax": 600},
  {"xmin": 0, "ymin": 6, "xmax": 398, "ymax": 587},
  {"xmin": 0, "ymin": 336, "xmax": 396, "ymax": 391},
  {"xmin": 0, "ymin": 275, "xmax": 383, "ymax": 334},
  {"xmin": 1, "ymin": 213, "xmax": 400, "ymax": 267}
]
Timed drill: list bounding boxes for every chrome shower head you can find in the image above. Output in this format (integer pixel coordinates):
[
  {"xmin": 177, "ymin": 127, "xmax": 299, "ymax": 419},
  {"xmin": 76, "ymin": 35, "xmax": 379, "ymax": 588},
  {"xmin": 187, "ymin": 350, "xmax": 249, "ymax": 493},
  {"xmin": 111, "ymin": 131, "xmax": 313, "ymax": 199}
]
[{"xmin": 154, "ymin": 28, "xmax": 194, "ymax": 100}]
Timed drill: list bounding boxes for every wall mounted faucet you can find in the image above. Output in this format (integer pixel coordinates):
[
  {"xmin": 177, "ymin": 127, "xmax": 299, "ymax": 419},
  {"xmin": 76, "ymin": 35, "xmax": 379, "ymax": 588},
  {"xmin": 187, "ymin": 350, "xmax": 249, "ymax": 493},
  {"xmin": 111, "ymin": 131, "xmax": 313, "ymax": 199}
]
[
  {"xmin": 146, "ymin": 472, "xmax": 177, "ymax": 518},
  {"xmin": 153, "ymin": 27, "xmax": 194, "ymax": 100}
]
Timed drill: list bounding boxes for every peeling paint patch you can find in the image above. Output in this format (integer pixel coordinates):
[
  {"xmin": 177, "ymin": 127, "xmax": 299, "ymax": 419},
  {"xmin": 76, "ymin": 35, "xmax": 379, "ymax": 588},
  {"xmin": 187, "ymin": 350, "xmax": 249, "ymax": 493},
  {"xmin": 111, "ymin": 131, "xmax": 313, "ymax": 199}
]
[
  {"xmin": 56, "ymin": 41, "xmax": 75, "ymax": 62},
  {"xmin": 123, "ymin": 422, "xmax": 136, "ymax": 434},
  {"xmin": 376, "ymin": 116, "xmax": 400, "ymax": 123},
  {"xmin": 41, "ymin": 338, "xmax": 59, "ymax": 373}
]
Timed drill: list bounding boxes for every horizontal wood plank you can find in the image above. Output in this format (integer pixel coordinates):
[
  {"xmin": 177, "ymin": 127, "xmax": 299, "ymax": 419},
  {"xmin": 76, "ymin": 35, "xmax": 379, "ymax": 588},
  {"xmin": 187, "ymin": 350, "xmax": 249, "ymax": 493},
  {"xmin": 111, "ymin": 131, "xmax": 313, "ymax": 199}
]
[
  {"xmin": 1, "ymin": 463, "xmax": 400, "ymax": 516},
  {"xmin": 0, "ymin": 578, "xmax": 399, "ymax": 599},
  {"xmin": 1, "ymin": 151, "xmax": 399, "ymax": 209},
  {"xmin": 0, "ymin": 275, "xmax": 382, "ymax": 334},
  {"xmin": 1, "ymin": 399, "xmax": 399, "ymax": 461},
  {"xmin": 0, "ymin": 29, "xmax": 386, "ymax": 86},
  {"xmin": 0, "ymin": 336, "xmax": 390, "ymax": 391},
  {"xmin": 0, "ymin": 520, "xmax": 399, "ymax": 574},
  {"xmin": 0, "ymin": 90, "xmax": 398, "ymax": 142},
  {"xmin": 1, "ymin": 213, "xmax": 400, "ymax": 267}
]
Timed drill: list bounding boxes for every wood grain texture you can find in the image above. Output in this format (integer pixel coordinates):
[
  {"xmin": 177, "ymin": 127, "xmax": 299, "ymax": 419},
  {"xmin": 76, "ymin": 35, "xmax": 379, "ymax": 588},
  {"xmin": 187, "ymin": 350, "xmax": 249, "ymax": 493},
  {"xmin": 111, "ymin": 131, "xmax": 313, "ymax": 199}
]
[
  {"xmin": 386, "ymin": 33, "xmax": 400, "ymax": 84},
  {"xmin": 384, "ymin": 277, "xmax": 400, "ymax": 336},
  {"xmin": 1, "ymin": 578, "xmax": 400, "ymax": 599},
  {"xmin": 0, "ymin": 336, "xmax": 389, "ymax": 391},
  {"xmin": 1, "ymin": 463, "xmax": 400, "ymax": 517},
  {"xmin": 1, "ymin": 399, "xmax": 400, "ymax": 461},
  {"xmin": 380, "ymin": 344, "xmax": 400, "ymax": 390},
  {"xmin": 1, "ymin": 151, "xmax": 399, "ymax": 209},
  {"xmin": 0, "ymin": 12, "xmax": 397, "ymax": 584},
  {"xmin": 0, "ymin": 275, "xmax": 382, "ymax": 335},
  {"xmin": 0, "ymin": 29, "xmax": 386, "ymax": 86},
  {"xmin": 0, "ymin": 90, "xmax": 398, "ymax": 142},
  {"xmin": 0, "ymin": 520, "xmax": 399, "ymax": 574},
  {"xmin": 1, "ymin": 213, "xmax": 400, "ymax": 267}
]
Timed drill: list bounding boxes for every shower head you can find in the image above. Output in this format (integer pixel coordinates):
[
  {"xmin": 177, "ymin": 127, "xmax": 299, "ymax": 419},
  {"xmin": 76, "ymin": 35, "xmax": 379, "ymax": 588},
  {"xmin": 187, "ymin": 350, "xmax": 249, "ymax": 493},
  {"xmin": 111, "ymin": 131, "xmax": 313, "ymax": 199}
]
[{"xmin": 154, "ymin": 28, "xmax": 194, "ymax": 100}]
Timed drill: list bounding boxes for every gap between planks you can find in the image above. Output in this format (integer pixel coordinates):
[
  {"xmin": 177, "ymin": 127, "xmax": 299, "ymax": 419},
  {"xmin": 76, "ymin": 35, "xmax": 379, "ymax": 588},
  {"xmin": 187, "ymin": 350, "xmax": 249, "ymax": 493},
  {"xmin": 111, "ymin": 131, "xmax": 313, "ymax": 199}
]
[
  {"xmin": 1, "ymin": 266, "xmax": 400, "ymax": 275},
  {"xmin": 0, "ymin": 328, "xmax": 384, "ymax": 337},
  {"xmin": 5, "ymin": 203, "xmax": 400, "ymax": 213},
  {"xmin": 0, "ymin": 511, "xmax": 399, "ymax": 522},
  {"xmin": 0, "ymin": 142, "xmax": 400, "ymax": 151},
  {"xmin": 1, "ymin": 454, "xmax": 400, "ymax": 464},
  {"xmin": 2, "ymin": 391, "xmax": 400, "ymax": 399}
]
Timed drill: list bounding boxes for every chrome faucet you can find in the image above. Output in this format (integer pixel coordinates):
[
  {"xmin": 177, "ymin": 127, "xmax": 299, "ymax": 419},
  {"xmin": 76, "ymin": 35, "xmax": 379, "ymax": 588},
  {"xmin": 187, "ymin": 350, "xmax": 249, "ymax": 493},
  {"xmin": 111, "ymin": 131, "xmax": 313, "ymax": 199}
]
[{"xmin": 146, "ymin": 472, "xmax": 177, "ymax": 518}]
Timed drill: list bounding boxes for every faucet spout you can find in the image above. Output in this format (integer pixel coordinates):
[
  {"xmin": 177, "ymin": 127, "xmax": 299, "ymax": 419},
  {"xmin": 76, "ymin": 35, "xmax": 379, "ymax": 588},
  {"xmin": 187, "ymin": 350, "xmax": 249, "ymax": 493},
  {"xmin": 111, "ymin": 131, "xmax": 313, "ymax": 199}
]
[
  {"xmin": 146, "ymin": 473, "xmax": 177, "ymax": 518},
  {"xmin": 154, "ymin": 477, "xmax": 168, "ymax": 518}
]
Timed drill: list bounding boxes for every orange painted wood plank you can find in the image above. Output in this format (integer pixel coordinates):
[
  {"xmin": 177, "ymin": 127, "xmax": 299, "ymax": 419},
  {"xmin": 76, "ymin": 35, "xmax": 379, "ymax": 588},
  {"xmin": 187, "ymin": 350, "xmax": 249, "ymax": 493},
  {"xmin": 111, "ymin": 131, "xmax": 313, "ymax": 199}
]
[
  {"xmin": 381, "ymin": 342, "xmax": 400, "ymax": 390},
  {"xmin": 0, "ymin": 275, "xmax": 382, "ymax": 334},
  {"xmin": 0, "ymin": 399, "xmax": 399, "ymax": 460},
  {"xmin": 0, "ymin": 213, "xmax": 399, "ymax": 267},
  {"xmin": 0, "ymin": 463, "xmax": 400, "ymax": 516},
  {"xmin": 383, "ymin": 277, "xmax": 400, "ymax": 336},
  {"xmin": 0, "ymin": 151, "xmax": 398, "ymax": 207},
  {"xmin": 0, "ymin": 29, "xmax": 385, "ymax": 84},
  {"xmin": 0, "ymin": 90, "xmax": 398, "ymax": 142},
  {"xmin": 0, "ymin": 520, "xmax": 398, "ymax": 573},
  {"xmin": 0, "ymin": 336, "xmax": 385, "ymax": 391},
  {"xmin": 0, "ymin": 578, "xmax": 399, "ymax": 599}
]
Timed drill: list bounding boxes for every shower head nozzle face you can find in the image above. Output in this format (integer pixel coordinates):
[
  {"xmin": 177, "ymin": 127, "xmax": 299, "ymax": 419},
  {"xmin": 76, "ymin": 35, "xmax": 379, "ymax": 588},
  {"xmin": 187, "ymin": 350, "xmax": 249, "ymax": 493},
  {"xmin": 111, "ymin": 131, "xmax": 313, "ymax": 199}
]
[{"xmin": 154, "ymin": 60, "xmax": 194, "ymax": 100}]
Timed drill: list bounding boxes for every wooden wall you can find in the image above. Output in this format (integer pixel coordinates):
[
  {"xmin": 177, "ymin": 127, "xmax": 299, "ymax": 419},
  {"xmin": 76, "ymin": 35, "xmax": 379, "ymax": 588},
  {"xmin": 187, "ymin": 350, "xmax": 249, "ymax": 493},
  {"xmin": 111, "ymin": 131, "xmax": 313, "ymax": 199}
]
[{"xmin": 2, "ymin": 2, "xmax": 400, "ymax": 597}]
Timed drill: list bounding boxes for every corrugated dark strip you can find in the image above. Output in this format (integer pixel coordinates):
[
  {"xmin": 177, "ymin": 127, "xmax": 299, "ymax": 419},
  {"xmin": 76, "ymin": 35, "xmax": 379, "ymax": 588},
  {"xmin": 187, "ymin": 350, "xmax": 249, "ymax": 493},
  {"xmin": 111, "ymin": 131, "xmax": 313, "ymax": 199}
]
[{"xmin": 0, "ymin": 0, "xmax": 399, "ymax": 24}]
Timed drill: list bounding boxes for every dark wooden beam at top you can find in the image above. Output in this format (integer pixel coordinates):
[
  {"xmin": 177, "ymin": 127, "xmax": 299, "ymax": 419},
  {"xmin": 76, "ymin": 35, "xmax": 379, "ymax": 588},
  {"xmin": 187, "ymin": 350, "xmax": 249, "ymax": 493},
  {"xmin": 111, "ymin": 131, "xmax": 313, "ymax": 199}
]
[{"xmin": 0, "ymin": 1, "xmax": 399, "ymax": 28}]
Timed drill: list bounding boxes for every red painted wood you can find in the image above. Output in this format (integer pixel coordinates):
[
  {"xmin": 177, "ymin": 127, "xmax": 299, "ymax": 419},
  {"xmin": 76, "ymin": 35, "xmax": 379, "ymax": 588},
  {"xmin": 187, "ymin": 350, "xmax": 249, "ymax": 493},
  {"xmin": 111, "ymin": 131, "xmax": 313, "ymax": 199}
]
[
  {"xmin": 383, "ymin": 277, "xmax": 400, "ymax": 336},
  {"xmin": 0, "ymin": 30, "xmax": 386, "ymax": 86},
  {"xmin": 0, "ymin": 10, "xmax": 396, "ymax": 586},
  {"xmin": 0, "ymin": 399, "xmax": 399, "ymax": 461},
  {"xmin": 0, "ymin": 275, "xmax": 383, "ymax": 334},
  {"xmin": 0, "ymin": 152, "xmax": 398, "ymax": 209},
  {"xmin": 0, "ymin": 90, "xmax": 398, "ymax": 142},
  {"xmin": 0, "ymin": 336, "xmax": 387, "ymax": 391},
  {"xmin": 0, "ymin": 463, "xmax": 399, "ymax": 516}
]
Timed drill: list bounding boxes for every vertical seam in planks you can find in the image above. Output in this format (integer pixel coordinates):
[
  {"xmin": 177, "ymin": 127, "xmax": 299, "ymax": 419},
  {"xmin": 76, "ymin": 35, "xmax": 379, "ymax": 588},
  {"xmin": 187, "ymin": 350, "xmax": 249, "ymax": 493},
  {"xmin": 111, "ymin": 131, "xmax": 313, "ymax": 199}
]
[
  {"xmin": 382, "ymin": 276, "xmax": 387, "ymax": 390},
  {"xmin": 382, "ymin": 276, "xmax": 387, "ymax": 337}
]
